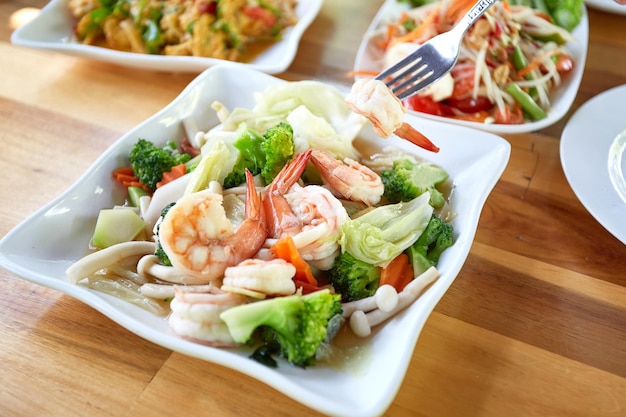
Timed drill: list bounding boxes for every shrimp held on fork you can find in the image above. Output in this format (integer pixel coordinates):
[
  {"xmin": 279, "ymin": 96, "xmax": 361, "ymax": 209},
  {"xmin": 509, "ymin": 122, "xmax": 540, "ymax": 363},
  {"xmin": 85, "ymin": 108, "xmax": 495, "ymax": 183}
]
[
  {"xmin": 345, "ymin": 78, "xmax": 440, "ymax": 153},
  {"xmin": 158, "ymin": 170, "xmax": 267, "ymax": 285},
  {"xmin": 310, "ymin": 148, "xmax": 384, "ymax": 206}
]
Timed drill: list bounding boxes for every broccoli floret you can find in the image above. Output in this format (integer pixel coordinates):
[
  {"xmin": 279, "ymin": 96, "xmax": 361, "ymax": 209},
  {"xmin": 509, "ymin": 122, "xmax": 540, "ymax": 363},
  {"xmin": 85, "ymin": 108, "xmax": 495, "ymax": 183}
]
[
  {"xmin": 154, "ymin": 202, "xmax": 176, "ymax": 266},
  {"xmin": 327, "ymin": 251, "xmax": 381, "ymax": 302},
  {"xmin": 129, "ymin": 139, "xmax": 191, "ymax": 191},
  {"xmin": 381, "ymin": 158, "xmax": 448, "ymax": 208},
  {"xmin": 219, "ymin": 289, "xmax": 342, "ymax": 367},
  {"xmin": 406, "ymin": 214, "xmax": 454, "ymax": 276},
  {"xmin": 223, "ymin": 126, "xmax": 265, "ymax": 189},
  {"xmin": 222, "ymin": 122, "xmax": 294, "ymax": 188},
  {"xmin": 261, "ymin": 122, "xmax": 295, "ymax": 183}
]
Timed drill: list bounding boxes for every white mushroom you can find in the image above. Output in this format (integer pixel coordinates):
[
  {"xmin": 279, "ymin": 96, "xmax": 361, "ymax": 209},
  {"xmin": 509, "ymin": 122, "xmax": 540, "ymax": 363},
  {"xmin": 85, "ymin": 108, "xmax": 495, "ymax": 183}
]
[
  {"xmin": 66, "ymin": 241, "xmax": 156, "ymax": 283},
  {"xmin": 347, "ymin": 266, "xmax": 440, "ymax": 337}
]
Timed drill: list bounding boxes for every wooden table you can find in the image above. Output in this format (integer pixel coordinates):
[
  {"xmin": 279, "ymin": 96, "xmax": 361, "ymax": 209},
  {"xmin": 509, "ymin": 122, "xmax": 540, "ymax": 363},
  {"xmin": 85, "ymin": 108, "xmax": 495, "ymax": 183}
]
[{"xmin": 1, "ymin": 1, "xmax": 625, "ymax": 416}]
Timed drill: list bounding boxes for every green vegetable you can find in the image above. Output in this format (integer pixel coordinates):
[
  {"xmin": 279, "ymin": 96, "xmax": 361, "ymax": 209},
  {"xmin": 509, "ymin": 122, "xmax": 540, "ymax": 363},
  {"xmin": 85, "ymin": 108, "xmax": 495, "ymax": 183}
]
[
  {"xmin": 154, "ymin": 202, "xmax": 176, "ymax": 266},
  {"xmin": 219, "ymin": 289, "xmax": 343, "ymax": 367},
  {"xmin": 218, "ymin": 81, "xmax": 365, "ymax": 161},
  {"xmin": 406, "ymin": 215, "xmax": 454, "ymax": 276},
  {"xmin": 531, "ymin": 0, "xmax": 550, "ymax": 16},
  {"xmin": 327, "ymin": 251, "xmax": 381, "ymax": 302},
  {"xmin": 185, "ymin": 140, "xmax": 232, "ymax": 195},
  {"xmin": 222, "ymin": 122, "xmax": 295, "ymax": 188},
  {"xmin": 142, "ymin": 20, "xmax": 164, "ymax": 54},
  {"xmin": 544, "ymin": 0, "xmax": 584, "ymax": 31},
  {"xmin": 397, "ymin": 0, "xmax": 436, "ymax": 7},
  {"xmin": 511, "ymin": 44, "xmax": 528, "ymax": 71},
  {"xmin": 339, "ymin": 192, "xmax": 434, "ymax": 267},
  {"xmin": 260, "ymin": 122, "xmax": 295, "ymax": 183},
  {"xmin": 127, "ymin": 186, "xmax": 149, "ymax": 208},
  {"xmin": 381, "ymin": 158, "xmax": 449, "ymax": 208},
  {"xmin": 78, "ymin": 7, "xmax": 113, "ymax": 37},
  {"xmin": 223, "ymin": 126, "xmax": 265, "ymax": 189},
  {"xmin": 511, "ymin": 45, "xmax": 539, "ymax": 99},
  {"xmin": 509, "ymin": 0, "xmax": 583, "ymax": 31},
  {"xmin": 92, "ymin": 208, "xmax": 145, "ymax": 249},
  {"xmin": 129, "ymin": 139, "xmax": 191, "ymax": 191},
  {"xmin": 505, "ymin": 83, "xmax": 548, "ymax": 121}
]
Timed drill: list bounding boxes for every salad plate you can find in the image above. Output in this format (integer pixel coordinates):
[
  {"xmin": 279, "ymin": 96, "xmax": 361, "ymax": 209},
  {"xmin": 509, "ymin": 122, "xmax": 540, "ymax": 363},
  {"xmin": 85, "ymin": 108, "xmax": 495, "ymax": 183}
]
[
  {"xmin": 353, "ymin": 0, "xmax": 589, "ymax": 134},
  {"xmin": 10, "ymin": 0, "xmax": 322, "ymax": 74},
  {"xmin": 585, "ymin": 0, "xmax": 626, "ymax": 15},
  {"xmin": 560, "ymin": 84, "xmax": 626, "ymax": 245},
  {"xmin": 0, "ymin": 64, "xmax": 510, "ymax": 417}
]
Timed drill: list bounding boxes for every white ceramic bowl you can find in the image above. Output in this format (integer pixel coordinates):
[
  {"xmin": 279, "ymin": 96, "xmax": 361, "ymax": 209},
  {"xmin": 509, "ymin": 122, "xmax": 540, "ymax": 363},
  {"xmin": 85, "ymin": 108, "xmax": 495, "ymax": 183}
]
[{"xmin": 0, "ymin": 64, "xmax": 510, "ymax": 417}]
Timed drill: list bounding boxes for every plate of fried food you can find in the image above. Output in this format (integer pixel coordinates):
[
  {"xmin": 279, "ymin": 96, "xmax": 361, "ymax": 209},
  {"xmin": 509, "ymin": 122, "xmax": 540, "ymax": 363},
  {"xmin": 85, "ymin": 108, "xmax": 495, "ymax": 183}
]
[
  {"xmin": 353, "ymin": 0, "xmax": 589, "ymax": 134},
  {"xmin": 10, "ymin": 0, "xmax": 322, "ymax": 73},
  {"xmin": 0, "ymin": 64, "xmax": 510, "ymax": 417}
]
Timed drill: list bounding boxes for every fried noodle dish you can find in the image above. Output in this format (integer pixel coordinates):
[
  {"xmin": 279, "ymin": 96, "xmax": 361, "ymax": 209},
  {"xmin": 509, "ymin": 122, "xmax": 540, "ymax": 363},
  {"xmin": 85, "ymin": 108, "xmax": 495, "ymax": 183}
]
[{"xmin": 67, "ymin": 0, "xmax": 298, "ymax": 60}]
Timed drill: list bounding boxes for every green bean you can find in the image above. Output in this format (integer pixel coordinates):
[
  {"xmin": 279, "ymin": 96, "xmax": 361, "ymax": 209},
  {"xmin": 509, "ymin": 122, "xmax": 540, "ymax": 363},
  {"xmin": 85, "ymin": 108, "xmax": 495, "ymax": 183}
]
[{"xmin": 505, "ymin": 83, "xmax": 548, "ymax": 121}]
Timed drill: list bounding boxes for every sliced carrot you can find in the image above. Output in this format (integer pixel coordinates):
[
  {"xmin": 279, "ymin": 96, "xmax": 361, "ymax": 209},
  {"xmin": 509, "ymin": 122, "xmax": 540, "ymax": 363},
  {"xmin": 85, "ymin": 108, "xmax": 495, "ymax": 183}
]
[
  {"xmin": 445, "ymin": 0, "xmax": 477, "ymax": 22},
  {"xmin": 293, "ymin": 279, "xmax": 324, "ymax": 295},
  {"xmin": 377, "ymin": 23, "xmax": 399, "ymax": 50},
  {"xmin": 270, "ymin": 236, "xmax": 318, "ymax": 286},
  {"xmin": 112, "ymin": 166, "xmax": 150, "ymax": 191},
  {"xmin": 346, "ymin": 70, "xmax": 380, "ymax": 78},
  {"xmin": 156, "ymin": 163, "xmax": 187, "ymax": 189},
  {"xmin": 380, "ymin": 253, "xmax": 414, "ymax": 292},
  {"xmin": 113, "ymin": 166, "xmax": 135, "ymax": 177},
  {"xmin": 390, "ymin": 7, "xmax": 439, "ymax": 47}
]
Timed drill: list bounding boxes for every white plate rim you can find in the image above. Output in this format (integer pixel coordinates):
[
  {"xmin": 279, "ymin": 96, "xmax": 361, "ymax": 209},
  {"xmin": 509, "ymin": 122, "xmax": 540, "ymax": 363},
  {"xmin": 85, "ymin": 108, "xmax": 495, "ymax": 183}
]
[
  {"xmin": 560, "ymin": 84, "xmax": 626, "ymax": 245},
  {"xmin": 10, "ymin": 0, "xmax": 323, "ymax": 74},
  {"xmin": 353, "ymin": 0, "xmax": 589, "ymax": 134},
  {"xmin": 584, "ymin": 0, "xmax": 626, "ymax": 15},
  {"xmin": 0, "ymin": 63, "xmax": 511, "ymax": 416}
]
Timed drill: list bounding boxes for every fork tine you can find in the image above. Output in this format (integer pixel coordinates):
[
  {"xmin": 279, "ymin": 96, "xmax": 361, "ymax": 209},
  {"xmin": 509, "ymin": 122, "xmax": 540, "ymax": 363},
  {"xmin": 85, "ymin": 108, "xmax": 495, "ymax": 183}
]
[
  {"xmin": 387, "ymin": 62, "xmax": 431, "ymax": 94},
  {"xmin": 374, "ymin": 48, "xmax": 424, "ymax": 82},
  {"xmin": 372, "ymin": 0, "xmax": 500, "ymax": 101},
  {"xmin": 395, "ymin": 72, "xmax": 438, "ymax": 100}
]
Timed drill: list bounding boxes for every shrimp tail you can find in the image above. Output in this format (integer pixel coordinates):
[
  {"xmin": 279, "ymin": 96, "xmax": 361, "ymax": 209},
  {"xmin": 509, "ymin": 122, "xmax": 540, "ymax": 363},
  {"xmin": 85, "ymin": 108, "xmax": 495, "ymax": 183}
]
[
  {"xmin": 394, "ymin": 122, "xmax": 440, "ymax": 153},
  {"xmin": 245, "ymin": 169, "xmax": 265, "ymax": 228},
  {"xmin": 263, "ymin": 150, "xmax": 312, "ymax": 237}
]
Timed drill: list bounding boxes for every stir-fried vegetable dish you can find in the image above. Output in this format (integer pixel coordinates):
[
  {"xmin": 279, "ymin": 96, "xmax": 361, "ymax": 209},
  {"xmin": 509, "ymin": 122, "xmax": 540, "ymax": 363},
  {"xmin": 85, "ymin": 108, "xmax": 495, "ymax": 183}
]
[
  {"xmin": 362, "ymin": 0, "xmax": 583, "ymax": 125},
  {"xmin": 66, "ymin": 80, "xmax": 455, "ymax": 368},
  {"xmin": 67, "ymin": 0, "xmax": 298, "ymax": 60}
]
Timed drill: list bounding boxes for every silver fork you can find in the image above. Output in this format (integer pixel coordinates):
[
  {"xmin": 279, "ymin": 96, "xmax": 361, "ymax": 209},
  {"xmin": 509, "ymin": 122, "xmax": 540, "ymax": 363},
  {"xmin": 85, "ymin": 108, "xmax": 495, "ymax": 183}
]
[{"xmin": 375, "ymin": 0, "xmax": 498, "ymax": 100}]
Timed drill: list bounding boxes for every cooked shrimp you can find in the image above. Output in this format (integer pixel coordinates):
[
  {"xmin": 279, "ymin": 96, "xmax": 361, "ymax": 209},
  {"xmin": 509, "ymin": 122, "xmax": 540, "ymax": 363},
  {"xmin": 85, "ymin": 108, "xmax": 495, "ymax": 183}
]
[
  {"xmin": 168, "ymin": 284, "xmax": 247, "ymax": 347},
  {"xmin": 263, "ymin": 150, "xmax": 349, "ymax": 269},
  {"xmin": 158, "ymin": 170, "xmax": 267, "ymax": 285},
  {"xmin": 345, "ymin": 78, "xmax": 440, "ymax": 153},
  {"xmin": 310, "ymin": 148, "xmax": 384, "ymax": 206},
  {"xmin": 263, "ymin": 149, "xmax": 312, "ymax": 238},
  {"xmin": 221, "ymin": 258, "xmax": 296, "ymax": 299},
  {"xmin": 283, "ymin": 183, "xmax": 350, "ymax": 269}
]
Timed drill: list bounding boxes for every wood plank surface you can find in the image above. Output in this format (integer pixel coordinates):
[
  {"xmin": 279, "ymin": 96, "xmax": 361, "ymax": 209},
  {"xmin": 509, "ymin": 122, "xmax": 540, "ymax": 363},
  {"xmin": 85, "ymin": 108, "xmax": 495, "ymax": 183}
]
[{"xmin": 1, "ymin": 1, "xmax": 625, "ymax": 417}]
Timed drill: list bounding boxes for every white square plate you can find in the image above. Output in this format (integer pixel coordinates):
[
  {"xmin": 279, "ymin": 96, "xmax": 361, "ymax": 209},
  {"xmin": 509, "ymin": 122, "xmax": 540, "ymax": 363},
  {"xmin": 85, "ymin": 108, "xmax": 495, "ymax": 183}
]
[
  {"xmin": 353, "ymin": 0, "xmax": 589, "ymax": 134},
  {"xmin": 10, "ymin": 0, "xmax": 322, "ymax": 74},
  {"xmin": 0, "ymin": 64, "xmax": 510, "ymax": 417}
]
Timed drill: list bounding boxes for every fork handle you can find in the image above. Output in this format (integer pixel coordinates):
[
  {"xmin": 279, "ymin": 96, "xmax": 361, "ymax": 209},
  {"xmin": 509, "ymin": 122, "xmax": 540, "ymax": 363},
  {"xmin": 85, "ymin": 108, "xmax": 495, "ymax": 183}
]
[{"xmin": 454, "ymin": 0, "xmax": 500, "ymax": 33}]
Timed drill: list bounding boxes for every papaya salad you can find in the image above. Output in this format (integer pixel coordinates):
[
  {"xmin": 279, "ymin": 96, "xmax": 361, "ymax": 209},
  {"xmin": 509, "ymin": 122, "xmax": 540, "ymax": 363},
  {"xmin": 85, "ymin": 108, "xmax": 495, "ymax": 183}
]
[
  {"xmin": 65, "ymin": 80, "xmax": 455, "ymax": 368},
  {"xmin": 361, "ymin": 0, "xmax": 582, "ymax": 125},
  {"xmin": 67, "ymin": 0, "xmax": 298, "ymax": 61}
]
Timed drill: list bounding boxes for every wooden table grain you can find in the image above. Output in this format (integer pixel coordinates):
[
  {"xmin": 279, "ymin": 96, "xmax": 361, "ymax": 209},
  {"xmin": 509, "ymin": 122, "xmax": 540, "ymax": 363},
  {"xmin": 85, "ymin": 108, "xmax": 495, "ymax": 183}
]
[{"xmin": 1, "ymin": 1, "xmax": 625, "ymax": 416}]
